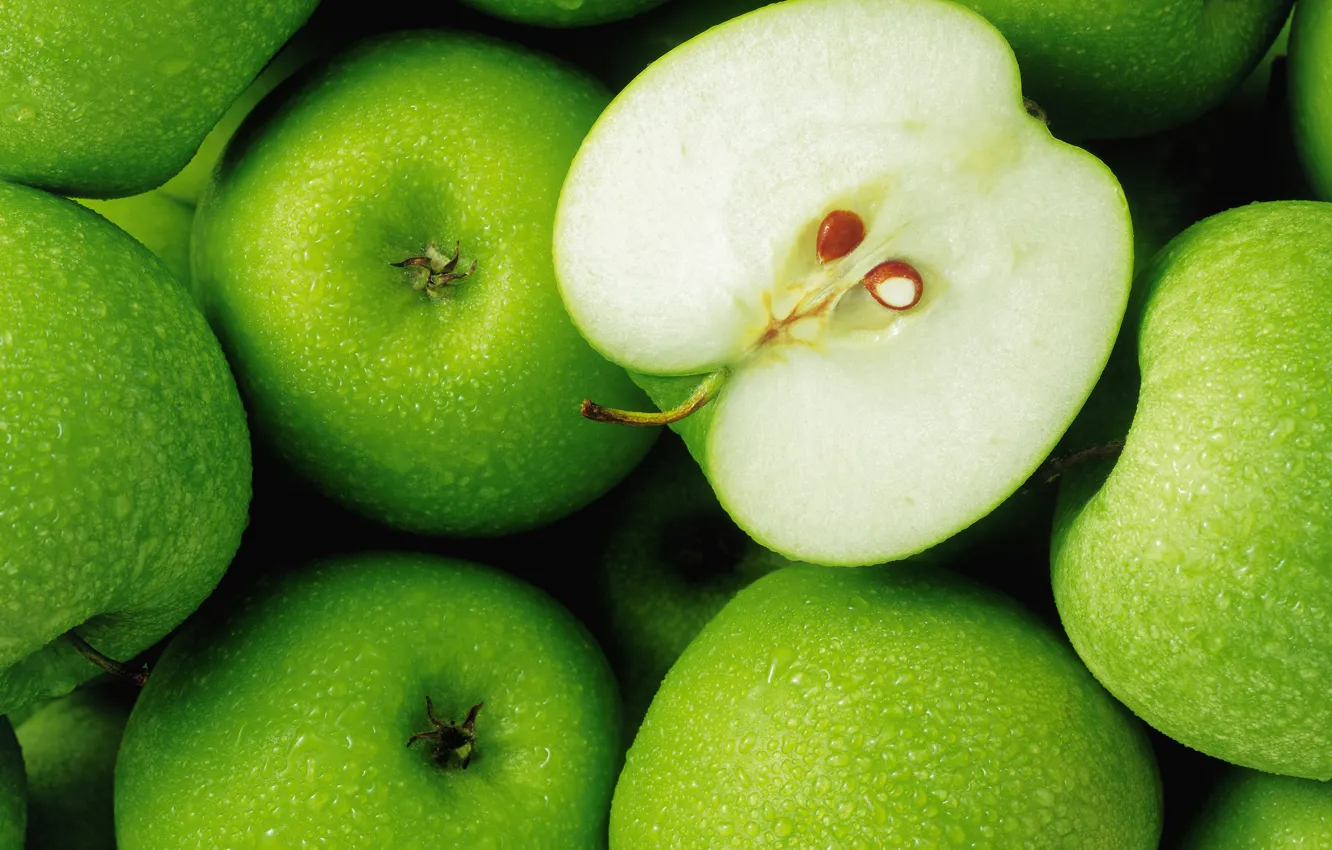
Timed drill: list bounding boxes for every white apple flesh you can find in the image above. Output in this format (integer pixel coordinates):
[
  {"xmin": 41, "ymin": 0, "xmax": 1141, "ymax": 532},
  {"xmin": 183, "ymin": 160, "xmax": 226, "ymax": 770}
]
[{"xmin": 555, "ymin": 0, "xmax": 1131, "ymax": 566}]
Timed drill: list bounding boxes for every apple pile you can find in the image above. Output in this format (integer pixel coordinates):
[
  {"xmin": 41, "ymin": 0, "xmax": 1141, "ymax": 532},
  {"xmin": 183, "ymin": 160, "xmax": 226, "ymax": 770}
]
[{"xmin": 0, "ymin": 0, "xmax": 1329, "ymax": 847}]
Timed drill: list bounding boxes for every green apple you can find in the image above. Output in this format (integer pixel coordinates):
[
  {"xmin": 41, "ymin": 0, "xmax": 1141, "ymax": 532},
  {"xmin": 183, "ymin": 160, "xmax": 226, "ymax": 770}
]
[
  {"xmin": 116, "ymin": 552, "xmax": 620, "ymax": 848},
  {"xmin": 159, "ymin": 33, "xmax": 324, "ymax": 206},
  {"xmin": 0, "ymin": 721, "xmax": 21, "ymax": 850},
  {"xmin": 457, "ymin": 0, "xmax": 667, "ymax": 27},
  {"xmin": 591, "ymin": 436, "xmax": 788, "ymax": 735},
  {"xmin": 0, "ymin": 182, "xmax": 251, "ymax": 716},
  {"xmin": 1053, "ymin": 201, "xmax": 1332, "ymax": 779},
  {"xmin": 1292, "ymin": 0, "xmax": 1332, "ymax": 199},
  {"xmin": 75, "ymin": 192, "xmax": 194, "ymax": 285},
  {"xmin": 613, "ymin": 565, "xmax": 1162, "ymax": 847},
  {"xmin": 555, "ymin": 0, "xmax": 1131, "ymax": 566},
  {"xmin": 15, "ymin": 682, "xmax": 132, "ymax": 850},
  {"xmin": 1183, "ymin": 767, "xmax": 1332, "ymax": 848},
  {"xmin": 577, "ymin": 0, "xmax": 1289, "ymax": 138},
  {"xmin": 194, "ymin": 32, "xmax": 655, "ymax": 537},
  {"xmin": 0, "ymin": 0, "xmax": 319, "ymax": 197}
]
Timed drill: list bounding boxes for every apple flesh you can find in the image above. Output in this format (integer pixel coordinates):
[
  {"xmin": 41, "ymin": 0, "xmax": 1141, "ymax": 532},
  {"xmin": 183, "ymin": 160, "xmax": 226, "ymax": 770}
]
[
  {"xmin": 115, "ymin": 553, "xmax": 621, "ymax": 848},
  {"xmin": 612, "ymin": 565, "xmax": 1162, "ymax": 847},
  {"xmin": 555, "ymin": 0, "xmax": 1131, "ymax": 566},
  {"xmin": 1053, "ymin": 201, "xmax": 1332, "ymax": 779}
]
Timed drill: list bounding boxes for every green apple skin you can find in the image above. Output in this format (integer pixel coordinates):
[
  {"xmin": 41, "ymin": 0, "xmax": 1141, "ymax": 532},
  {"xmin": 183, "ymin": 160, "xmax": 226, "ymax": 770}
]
[
  {"xmin": 578, "ymin": 0, "xmax": 1288, "ymax": 138},
  {"xmin": 75, "ymin": 192, "xmax": 194, "ymax": 285},
  {"xmin": 0, "ymin": 0, "xmax": 319, "ymax": 198},
  {"xmin": 193, "ymin": 32, "xmax": 654, "ymax": 537},
  {"xmin": 158, "ymin": 34, "xmax": 324, "ymax": 206},
  {"xmin": 457, "ymin": 0, "xmax": 667, "ymax": 28},
  {"xmin": 0, "ymin": 182, "xmax": 251, "ymax": 716},
  {"xmin": 1053, "ymin": 202, "xmax": 1332, "ymax": 780},
  {"xmin": 592, "ymin": 436, "xmax": 788, "ymax": 737},
  {"xmin": 612, "ymin": 565, "xmax": 1161, "ymax": 848},
  {"xmin": 1184, "ymin": 767, "xmax": 1332, "ymax": 848},
  {"xmin": 116, "ymin": 553, "xmax": 620, "ymax": 849},
  {"xmin": 1292, "ymin": 0, "xmax": 1332, "ymax": 199},
  {"xmin": 15, "ymin": 683, "xmax": 132, "ymax": 850},
  {"xmin": 0, "ymin": 721, "xmax": 21, "ymax": 850}
]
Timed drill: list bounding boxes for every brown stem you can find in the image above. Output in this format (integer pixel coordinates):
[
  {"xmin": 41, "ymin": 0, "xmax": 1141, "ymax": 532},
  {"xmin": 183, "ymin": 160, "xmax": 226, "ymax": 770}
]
[
  {"xmin": 65, "ymin": 630, "xmax": 148, "ymax": 688},
  {"xmin": 1024, "ymin": 440, "xmax": 1126, "ymax": 490},
  {"xmin": 582, "ymin": 370, "xmax": 727, "ymax": 427}
]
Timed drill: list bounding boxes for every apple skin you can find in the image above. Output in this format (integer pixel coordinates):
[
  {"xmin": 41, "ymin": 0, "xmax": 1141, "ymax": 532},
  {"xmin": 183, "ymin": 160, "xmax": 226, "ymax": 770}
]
[
  {"xmin": 193, "ymin": 31, "xmax": 655, "ymax": 537},
  {"xmin": 0, "ymin": 721, "xmax": 21, "ymax": 850},
  {"xmin": 14, "ymin": 682, "xmax": 131, "ymax": 850},
  {"xmin": 0, "ymin": 0, "xmax": 318, "ymax": 198},
  {"xmin": 0, "ymin": 182, "xmax": 251, "ymax": 716},
  {"xmin": 456, "ymin": 0, "xmax": 667, "ymax": 27},
  {"xmin": 158, "ymin": 34, "xmax": 324, "ymax": 206},
  {"xmin": 1291, "ymin": 0, "xmax": 1332, "ymax": 199},
  {"xmin": 115, "ymin": 552, "xmax": 621, "ymax": 849},
  {"xmin": 1182, "ymin": 766, "xmax": 1332, "ymax": 848},
  {"xmin": 576, "ymin": 0, "xmax": 1288, "ymax": 139},
  {"xmin": 1053, "ymin": 202, "xmax": 1332, "ymax": 780},
  {"xmin": 75, "ymin": 192, "xmax": 194, "ymax": 286},
  {"xmin": 612, "ymin": 565, "xmax": 1161, "ymax": 848},
  {"xmin": 590, "ymin": 436, "xmax": 788, "ymax": 737}
]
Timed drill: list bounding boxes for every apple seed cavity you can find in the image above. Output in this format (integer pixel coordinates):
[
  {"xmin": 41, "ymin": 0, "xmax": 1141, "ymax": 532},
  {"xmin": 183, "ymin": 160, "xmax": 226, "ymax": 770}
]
[
  {"xmin": 407, "ymin": 697, "xmax": 484, "ymax": 770},
  {"xmin": 392, "ymin": 241, "xmax": 477, "ymax": 298},
  {"xmin": 816, "ymin": 209, "xmax": 866, "ymax": 264},
  {"xmin": 861, "ymin": 260, "xmax": 924, "ymax": 311}
]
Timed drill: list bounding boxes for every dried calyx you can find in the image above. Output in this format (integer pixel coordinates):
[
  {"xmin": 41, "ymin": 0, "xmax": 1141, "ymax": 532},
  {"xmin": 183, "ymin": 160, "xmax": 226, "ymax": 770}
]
[{"xmin": 393, "ymin": 241, "xmax": 477, "ymax": 297}]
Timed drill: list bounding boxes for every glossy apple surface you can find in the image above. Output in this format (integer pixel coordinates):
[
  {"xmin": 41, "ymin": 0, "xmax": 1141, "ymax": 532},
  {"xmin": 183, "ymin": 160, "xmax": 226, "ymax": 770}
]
[
  {"xmin": 0, "ymin": 183, "xmax": 250, "ymax": 716},
  {"xmin": 193, "ymin": 32, "xmax": 655, "ymax": 537},
  {"xmin": 1054, "ymin": 201, "xmax": 1332, "ymax": 779},
  {"xmin": 612, "ymin": 565, "xmax": 1162, "ymax": 847},
  {"xmin": 115, "ymin": 553, "xmax": 620, "ymax": 848},
  {"xmin": 0, "ymin": 0, "xmax": 318, "ymax": 196}
]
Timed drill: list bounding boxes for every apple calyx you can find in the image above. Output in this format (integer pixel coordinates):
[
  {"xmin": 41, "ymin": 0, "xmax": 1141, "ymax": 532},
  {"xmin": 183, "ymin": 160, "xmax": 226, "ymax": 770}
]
[
  {"xmin": 392, "ymin": 241, "xmax": 477, "ymax": 298},
  {"xmin": 407, "ymin": 697, "xmax": 484, "ymax": 769},
  {"xmin": 582, "ymin": 368, "xmax": 728, "ymax": 427},
  {"xmin": 65, "ymin": 630, "xmax": 148, "ymax": 687}
]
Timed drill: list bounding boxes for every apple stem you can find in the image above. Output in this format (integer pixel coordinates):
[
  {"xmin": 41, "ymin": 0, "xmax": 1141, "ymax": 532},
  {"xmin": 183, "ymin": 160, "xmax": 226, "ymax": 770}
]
[
  {"xmin": 407, "ymin": 697, "xmax": 483, "ymax": 769},
  {"xmin": 1025, "ymin": 440, "xmax": 1126, "ymax": 489},
  {"xmin": 581, "ymin": 369, "xmax": 727, "ymax": 427},
  {"xmin": 64, "ymin": 630, "xmax": 148, "ymax": 688}
]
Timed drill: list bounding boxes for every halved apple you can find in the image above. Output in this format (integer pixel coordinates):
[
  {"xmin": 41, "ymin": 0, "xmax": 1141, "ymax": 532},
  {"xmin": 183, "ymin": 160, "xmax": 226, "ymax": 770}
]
[{"xmin": 554, "ymin": 0, "xmax": 1131, "ymax": 566}]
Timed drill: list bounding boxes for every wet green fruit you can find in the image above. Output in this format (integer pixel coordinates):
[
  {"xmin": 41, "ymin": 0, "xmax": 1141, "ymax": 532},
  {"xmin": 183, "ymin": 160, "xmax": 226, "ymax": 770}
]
[
  {"xmin": 613, "ymin": 565, "xmax": 1162, "ymax": 848},
  {"xmin": 193, "ymin": 32, "xmax": 654, "ymax": 537},
  {"xmin": 1054, "ymin": 202, "xmax": 1332, "ymax": 779},
  {"xmin": 1183, "ymin": 767, "xmax": 1332, "ymax": 848},
  {"xmin": 0, "ymin": 0, "xmax": 318, "ymax": 196},
  {"xmin": 0, "ymin": 183, "xmax": 250, "ymax": 715},
  {"xmin": 116, "ymin": 553, "xmax": 620, "ymax": 849},
  {"xmin": 16, "ymin": 682, "xmax": 131, "ymax": 850}
]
